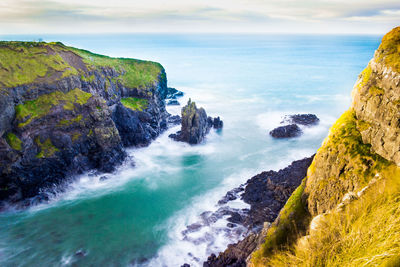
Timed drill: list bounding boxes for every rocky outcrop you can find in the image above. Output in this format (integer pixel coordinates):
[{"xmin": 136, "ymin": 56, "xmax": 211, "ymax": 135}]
[
  {"xmin": 203, "ymin": 156, "xmax": 313, "ymax": 266},
  {"xmin": 169, "ymin": 99, "xmax": 222, "ymax": 144},
  {"xmin": 0, "ymin": 41, "xmax": 170, "ymax": 203},
  {"xmin": 269, "ymin": 124, "xmax": 302, "ymax": 138},
  {"xmin": 165, "ymin": 87, "xmax": 184, "ymax": 105},
  {"xmin": 270, "ymin": 114, "xmax": 319, "ymax": 139}
]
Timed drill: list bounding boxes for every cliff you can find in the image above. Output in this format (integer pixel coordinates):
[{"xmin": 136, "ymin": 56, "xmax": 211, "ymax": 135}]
[
  {"xmin": 0, "ymin": 41, "xmax": 170, "ymax": 203},
  {"xmin": 248, "ymin": 26, "xmax": 400, "ymax": 266}
]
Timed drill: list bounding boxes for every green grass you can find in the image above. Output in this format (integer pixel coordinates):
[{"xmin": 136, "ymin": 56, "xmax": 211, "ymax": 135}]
[
  {"xmin": 15, "ymin": 88, "xmax": 92, "ymax": 127},
  {"xmin": 0, "ymin": 42, "xmax": 78, "ymax": 88},
  {"xmin": 5, "ymin": 132, "xmax": 22, "ymax": 151},
  {"xmin": 255, "ymin": 166, "xmax": 400, "ymax": 267},
  {"xmin": 35, "ymin": 137, "xmax": 59, "ymax": 158},
  {"xmin": 252, "ymin": 179, "xmax": 310, "ymax": 263},
  {"xmin": 68, "ymin": 46, "xmax": 163, "ymax": 89},
  {"xmin": 120, "ymin": 97, "xmax": 149, "ymax": 111},
  {"xmin": 0, "ymin": 41, "xmax": 163, "ymax": 90},
  {"xmin": 376, "ymin": 26, "xmax": 400, "ymax": 72}
]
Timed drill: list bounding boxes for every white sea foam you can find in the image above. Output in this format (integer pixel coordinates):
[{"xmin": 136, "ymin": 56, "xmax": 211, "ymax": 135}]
[{"xmin": 147, "ymin": 146, "xmax": 314, "ymax": 267}]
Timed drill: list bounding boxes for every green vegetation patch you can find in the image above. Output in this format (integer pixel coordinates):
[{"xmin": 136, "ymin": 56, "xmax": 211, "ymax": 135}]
[
  {"xmin": 35, "ymin": 137, "xmax": 59, "ymax": 158},
  {"xmin": 252, "ymin": 178, "xmax": 310, "ymax": 263},
  {"xmin": 356, "ymin": 65, "xmax": 372, "ymax": 91},
  {"xmin": 69, "ymin": 47, "xmax": 163, "ymax": 89},
  {"xmin": 377, "ymin": 26, "xmax": 400, "ymax": 72},
  {"xmin": 15, "ymin": 88, "xmax": 92, "ymax": 127},
  {"xmin": 120, "ymin": 97, "xmax": 149, "ymax": 111},
  {"xmin": 0, "ymin": 41, "xmax": 78, "ymax": 88},
  {"xmin": 5, "ymin": 132, "xmax": 22, "ymax": 151},
  {"xmin": 57, "ymin": 115, "xmax": 83, "ymax": 127}
]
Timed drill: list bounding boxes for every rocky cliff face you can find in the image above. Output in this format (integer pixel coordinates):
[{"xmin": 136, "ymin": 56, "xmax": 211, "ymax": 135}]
[{"xmin": 0, "ymin": 42, "xmax": 169, "ymax": 203}]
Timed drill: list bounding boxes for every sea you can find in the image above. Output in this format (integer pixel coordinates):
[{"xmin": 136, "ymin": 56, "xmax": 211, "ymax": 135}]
[{"xmin": 0, "ymin": 33, "xmax": 381, "ymax": 266}]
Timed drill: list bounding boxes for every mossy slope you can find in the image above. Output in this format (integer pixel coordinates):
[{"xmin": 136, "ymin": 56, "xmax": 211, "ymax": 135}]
[{"xmin": 0, "ymin": 41, "xmax": 163, "ymax": 90}]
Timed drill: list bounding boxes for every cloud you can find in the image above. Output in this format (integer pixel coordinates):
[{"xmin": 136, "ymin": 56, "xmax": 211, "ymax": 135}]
[{"xmin": 0, "ymin": 0, "xmax": 398, "ymax": 34}]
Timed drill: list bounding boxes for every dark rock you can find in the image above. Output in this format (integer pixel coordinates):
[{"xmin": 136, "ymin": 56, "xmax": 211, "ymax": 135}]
[
  {"xmin": 218, "ymin": 187, "xmax": 244, "ymax": 205},
  {"xmin": 169, "ymin": 99, "xmax": 211, "ymax": 144},
  {"xmin": 166, "ymin": 87, "xmax": 184, "ymax": 99},
  {"xmin": 204, "ymin": 156, "xmax": 314, "ymax": 266},
  {"xmin": 227, "ymin": 223, "xmax": 236, "ymax": 228},
  {"xmin": 213, "ymin": 117, "xmax": 223, "ymax": 129},
  {"xmin": 75, "ymin": 249, "xmax": 87, "ymax": 258},
  {"xmin": 170, "ymin": 99, "xmax": 223, "ymax": 144},
  {"xmin": 181, "ymin": 264, "xmax": 191, "ymax": 267},
  {"xmin": 182, "ymin": 223, "xmax": 203, "ymax": 235},
  {"xmin": 167, "ymin": 115, "xmax": 181, "ymax": 125},
  {"xmin": 270, "ymin": 124, "xmax": 302, "ymax": 138},
  {"xmin": 227, "ymin": 212, "xmax": 243, "ymax": 224},
  {"xmin": 284, "ymin": 113, "xmax": 319, "ymax": 126},
  {"xmin": 167, "ymin": 99, "xmax": 180, "ymax": 105}
]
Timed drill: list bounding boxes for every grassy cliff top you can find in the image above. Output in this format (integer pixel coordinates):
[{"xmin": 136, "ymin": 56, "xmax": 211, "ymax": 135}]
[
  {"xmin": 0, "ymin": 41, "xmax": 164, "ymax": 89},
  {"xmin": 376, "ymin": 26, "xmax": 400, "ymax": 72}
]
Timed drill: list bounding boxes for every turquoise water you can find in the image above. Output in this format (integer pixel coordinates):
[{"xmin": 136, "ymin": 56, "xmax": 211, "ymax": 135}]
[{"xmin": 0, "ymin": 34, "xmax": 381, "ymax": 266}]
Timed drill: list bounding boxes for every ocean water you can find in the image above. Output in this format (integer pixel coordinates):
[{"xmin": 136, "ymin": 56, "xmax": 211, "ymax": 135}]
[{"xmin": 0, "ymin": 34, "xmax": 381, "ymax": 266}]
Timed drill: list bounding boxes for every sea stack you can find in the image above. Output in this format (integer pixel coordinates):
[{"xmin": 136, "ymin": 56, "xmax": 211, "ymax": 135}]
[{"xmin": 169, "ymin": 99, "xmax": 222, "ymax": 144}]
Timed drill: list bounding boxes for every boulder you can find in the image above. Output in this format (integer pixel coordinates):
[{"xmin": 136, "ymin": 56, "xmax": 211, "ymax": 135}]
[{"xmin": 270, "ymin": 124, "xmax": 302, "ymax": 138}]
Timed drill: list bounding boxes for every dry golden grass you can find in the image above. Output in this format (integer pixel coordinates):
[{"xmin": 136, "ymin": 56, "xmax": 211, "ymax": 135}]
[{"xmin": 258, "ymin": 166, "xmax": 400, "ymax": 267}]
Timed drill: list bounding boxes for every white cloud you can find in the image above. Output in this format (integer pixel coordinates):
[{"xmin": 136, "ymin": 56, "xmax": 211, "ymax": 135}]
[{"xmin": 0, "ymin": 0, "xmax": 399, "ymax": 34}]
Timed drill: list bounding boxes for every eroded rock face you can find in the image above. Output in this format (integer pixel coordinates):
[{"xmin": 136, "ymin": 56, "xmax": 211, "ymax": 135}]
[
  {"xmin": 170, "ymin": 99, "xmax": 222, "ymax": 144},
  {"xmin": 351, "ymin": 31, "xmax": 400, "ymax": 165},
  {"xmin": 0, "ymin": 42, "xmax": 170, "ymax": 203}
]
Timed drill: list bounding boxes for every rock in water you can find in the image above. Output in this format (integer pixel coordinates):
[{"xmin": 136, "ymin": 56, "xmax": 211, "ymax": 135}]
[
  {"xmin": 270, "ymin": 124, "xmax": 302, "ymax": 138},
  {"xmin": 170, "ymin": 99, "xmax": 223, "ymax": 144},
  {"xmin": 284, "ymin": 114, "xmax": 319, "ymax": 126},
  {"xmin": 166, "ymin": 87, "xmax": 184, "ymax": 99},
  {"xmin": 167, "ymin": 99, "xmax": 180, "ymax": 105},
  {"xmin": 212, "ymin": 117, "xmax": 223, "ymax": 129}
]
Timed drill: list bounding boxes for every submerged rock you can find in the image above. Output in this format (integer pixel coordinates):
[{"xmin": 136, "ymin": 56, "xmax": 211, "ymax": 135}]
[
  {"xmin": 167, "ymin": 115, "xmax": 181, "ymax": 125},
  {"xmin": 270, "ymin": 124, "xmax": 302, "ymax": 138},
  {"xmin": 170, "ymin": 99, "xmax": 223, "ymax": 144},
  {"xmin": 167, "ymin": 99, "xmax": 180, "ymax": 105},
  {"xmin": 283, "ymin": 114, "xmax": 319, "ymax": 126}
]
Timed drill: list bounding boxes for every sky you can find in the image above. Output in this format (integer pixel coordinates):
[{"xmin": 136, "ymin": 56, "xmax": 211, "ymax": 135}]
[{"xmin": 1, "ymin": 0, "xmax": 399, "ymax": 34}]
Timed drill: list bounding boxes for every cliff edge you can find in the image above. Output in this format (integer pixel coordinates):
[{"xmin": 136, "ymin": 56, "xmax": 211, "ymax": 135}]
[
  {"xmin": 0, "ymin": 42, "xmax": 170, "ymax": 203},
  {"xmin": 247, "ymin": 27, "xmax": 400, "ymax": 266}
]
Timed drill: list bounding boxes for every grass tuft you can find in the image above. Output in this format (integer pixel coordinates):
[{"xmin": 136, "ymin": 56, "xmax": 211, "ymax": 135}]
[
  {"xmin": 120, "ymin": 97, "xmax": 148, "ymax": 111},
  {"xmin": 5, "ymin": 132, "xmax": 22, "ymax": 151}
]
